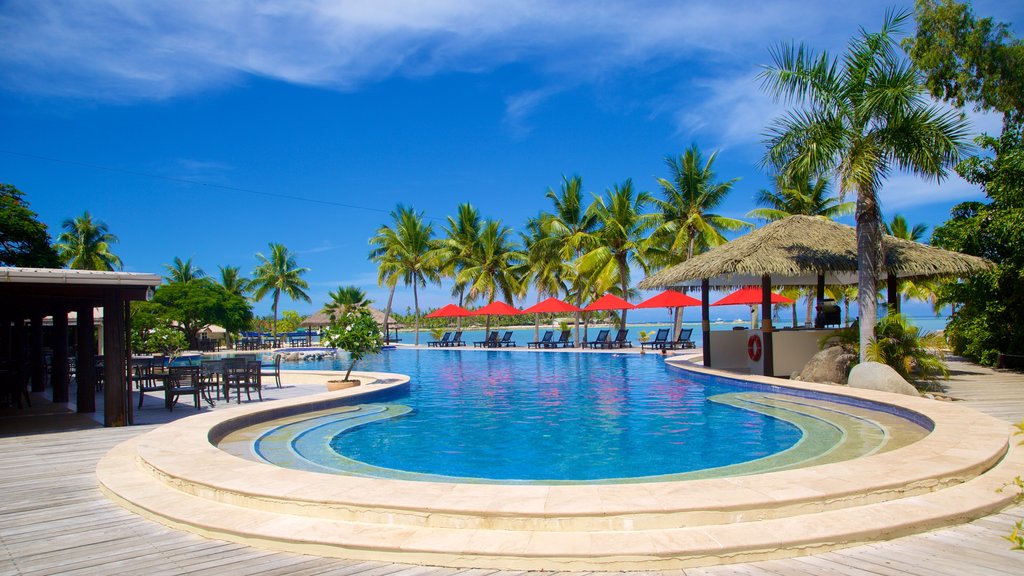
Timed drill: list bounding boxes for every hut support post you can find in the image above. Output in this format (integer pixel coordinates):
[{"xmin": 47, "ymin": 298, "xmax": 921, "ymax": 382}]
[
  {"xmin": 52, "ymin": 308, "xmax": 69, "ymax": 403},
  {"xmin": 77, "ymin": 306, "xmax": 96, "ymax": 413},
  {"xmin": 31, "ymin": 313, "xmax": 45, "ymax": 393},
  {"xmin": 761, "ymin": 275, "xmax": 774, "ymax": 377},
  {"xmin": 701, "ymin": 279, "xmax": 711, "ymax": 367},
  {"xmin": 103, "ymin": 288, "xmax": 127, "ymax": 427},
  {"xmin": 887, "ymin": 274, "xmax": 900, "ymax": 316}
]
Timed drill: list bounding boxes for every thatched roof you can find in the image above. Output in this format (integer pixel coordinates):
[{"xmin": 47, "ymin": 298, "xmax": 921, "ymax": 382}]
[
  {"xmin": 299, "ymin": 306, "xmax": 404, "ymax": 328},
  {"xmin": 639, "ymin": 215, "xmax": 992, "ymax": 289}
]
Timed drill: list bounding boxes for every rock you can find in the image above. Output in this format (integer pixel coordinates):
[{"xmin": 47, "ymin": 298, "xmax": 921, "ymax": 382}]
[
  {"xmin": 848, "ymin": 362, "xmax": 920, "ymax": 396},
  {"xmin": 796, "ymin": 346, "xmax": 857, "ymax": 384}
]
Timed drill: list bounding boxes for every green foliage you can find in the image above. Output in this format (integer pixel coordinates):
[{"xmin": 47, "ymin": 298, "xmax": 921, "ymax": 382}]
[
  {"xmin": 325, "ymin": 285, "xmax": 371, "ymax": 321},
  {"xmin": 152, "ymin": 279, "xmax": 253, "ymax": 348},
  {"xmin": 276, "ymin": 310, "xmax": 302, "ymax": 334},
  {"xmin": 251, "ymin": 242, "xmax": 311, "ymax": 338},
  {"xmin": 0, "ymin": 184, "xmax": 61, "ymax": 268},
  {"xmin": 140, "ymin": 325, "xmax": 188, "ymax": 355},
  {"xmin": 904, "ymin": 0, "xmax": 1024, "ymax": 126},
  {"xmin": 866, "ymin": 314, "xmax": 949, "ymax": 383},
  {"xmin": 320, "ymin": 308, "xmax": 384, "ymax": 381},
  {"xmin": 1005, "ymin": 421, "xmax": 1024, "ymax": 551},
  {"xmin": 429, "ymin": 327, "xmax": 446, "ymax": 341},
  {"xmin": 164, "ymin": 256, "xmax": 205, "ymax": 283},
  {"xmin": 637, "ymin": 331, "xmax": 651, "ymax": 343},
  {"xmin": 933, "ymin": 127, "xmax": 1024, "ymax": 364}
]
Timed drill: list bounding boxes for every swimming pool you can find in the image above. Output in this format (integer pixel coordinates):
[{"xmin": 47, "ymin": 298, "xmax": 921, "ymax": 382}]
[{"xmin": 219, "ymin": 348, "xmax": 929, "ymax": 483}]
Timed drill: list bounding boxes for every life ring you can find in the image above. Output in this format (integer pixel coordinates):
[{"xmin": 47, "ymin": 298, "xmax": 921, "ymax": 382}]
[{"xmin": 747, "ymin": 334, "xmax": 763, "ymax": 362}]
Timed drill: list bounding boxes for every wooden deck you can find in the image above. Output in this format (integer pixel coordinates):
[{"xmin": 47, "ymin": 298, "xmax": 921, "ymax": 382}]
[{"xmin": 1, "ymin": 358, "xmax": 1022, "ymax": 575}]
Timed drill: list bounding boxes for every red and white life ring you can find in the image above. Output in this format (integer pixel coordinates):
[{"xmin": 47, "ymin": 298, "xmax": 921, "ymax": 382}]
[{"xmin": 747, "ymin": 334, "xmax": 763, "ymax": 362}]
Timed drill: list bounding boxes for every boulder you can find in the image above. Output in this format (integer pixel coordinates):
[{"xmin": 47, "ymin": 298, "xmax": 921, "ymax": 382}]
[
  {"xmin": 796, "ymin": 346, "xmax": 857, "ymax": 384},
  {"xmin": 847, "ymin": 362, "xmax": 920, "ymax": 396}
]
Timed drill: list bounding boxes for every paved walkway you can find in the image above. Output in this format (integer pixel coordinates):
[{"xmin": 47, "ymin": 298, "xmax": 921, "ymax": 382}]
[{"xmin": 1, "ymin": 357, "xmax": 1022, "ymax": 575}]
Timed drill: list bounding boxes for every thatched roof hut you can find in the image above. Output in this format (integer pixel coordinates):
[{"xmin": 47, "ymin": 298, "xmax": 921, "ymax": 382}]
[
  {"xmin": 299, "ymin": 306, "xmax": 404, "ymax": 328},
  {"xmin": 638, "ymin": 215, "xmax": 991, "ymax": 289}
]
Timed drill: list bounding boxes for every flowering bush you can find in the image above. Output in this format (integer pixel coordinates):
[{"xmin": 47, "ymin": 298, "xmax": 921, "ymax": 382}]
[{"xmin": 320, "ymin": 308, "xmax": 384, "ymax": 381}]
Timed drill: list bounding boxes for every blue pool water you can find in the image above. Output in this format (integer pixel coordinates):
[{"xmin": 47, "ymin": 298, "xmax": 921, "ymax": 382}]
[{"xmin": 280, "ymin": 349, "xmax": 803, "ymax": 481}]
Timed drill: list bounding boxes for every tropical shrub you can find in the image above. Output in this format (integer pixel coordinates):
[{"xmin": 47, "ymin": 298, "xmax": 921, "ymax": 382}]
[
  {"xmin": 320, "ymin": 308, "xmax": 384, "ymax": 382},
  {"xmin": 866, "ymin": 314, "xmax": 949, "ymax": 383}
]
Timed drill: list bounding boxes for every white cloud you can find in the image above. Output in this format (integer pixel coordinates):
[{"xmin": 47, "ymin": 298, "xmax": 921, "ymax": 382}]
[
  {"xmin": 0, "ymin": 1, "xmax": 909, "ymax": 102},
  {"xmin": 878, "ymin": 172, "xmax": 984, "ymax": 211},
  {"xmin": 503, "ymin": 87, "xmax": 562, "ymax": 138}
]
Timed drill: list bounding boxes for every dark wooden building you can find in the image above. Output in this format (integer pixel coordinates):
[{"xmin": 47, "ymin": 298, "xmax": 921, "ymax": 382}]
[{"xmin": 0, "ymin": 267, "xmax": 161, "ymax": 426}]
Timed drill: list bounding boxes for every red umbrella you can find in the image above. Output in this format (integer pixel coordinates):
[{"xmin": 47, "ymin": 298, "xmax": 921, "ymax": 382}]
[
  {"xmin": 522, "ymin": 297, "xmax": 581, "ymax": 314},
  {"xmin": 635, "ymin": 290, "xmax": 701, "ymax": 309},
  {"xmin": 424, "ymin": 304, "xmax": 474, "ymax": 318},
  {"xmin": 584, "ymin": 293, "xmax": 635, "ymax": 311},
  {"xmin": 475, "ymin": 301, "xmax": 524, "ymax": 315},
  {"xmin": 712, "ymin": 287, "xmax": 794, "ymax": 306}
]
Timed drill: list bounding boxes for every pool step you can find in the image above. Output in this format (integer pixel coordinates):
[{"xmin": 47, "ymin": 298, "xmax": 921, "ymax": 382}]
[{"xmin": 98, "ymin": 432, "xmax": 1023, "ymax": 571}]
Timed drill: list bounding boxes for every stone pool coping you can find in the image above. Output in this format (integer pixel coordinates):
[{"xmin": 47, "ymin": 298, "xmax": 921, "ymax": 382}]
[{"xmin": 96, "ymin": 362, "xmax": 1024, "ymax": 569}]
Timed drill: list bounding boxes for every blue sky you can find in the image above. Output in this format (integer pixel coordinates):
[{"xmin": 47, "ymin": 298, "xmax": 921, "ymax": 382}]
[{"xmin": 2, "ymin": 1, "xmax": 1020, "ymax": 322}]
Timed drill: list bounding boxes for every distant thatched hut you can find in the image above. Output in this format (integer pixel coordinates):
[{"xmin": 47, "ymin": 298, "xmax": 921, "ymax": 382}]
[{"xmin": 300, "ymin": 306, "xmax": 405, "ymax": 343}]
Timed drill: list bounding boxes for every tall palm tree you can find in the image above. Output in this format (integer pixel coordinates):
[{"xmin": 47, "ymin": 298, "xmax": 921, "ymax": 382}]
[
  {"xmin": 54, "ymin": 211, "xmax": 122, "ymax": 271},
  {"xmin": 457, "ymin": 219, "xmax": 523, "ymax": 335},
  {"xmin": 516, "ymin": 214, "xmax": 571, "ymax": 340},
  {"xmin": 368, "ymin": 205, "xmax": 438, "ymax": 345},
  {"xmin": 165, "ymin": 256, "xmax": 205, "ymax": 284},
  {"xmin": 885, "ymin": 214, "xmax": 927, "ymax": 242},
  {"xmin": 747, "ymin": 173, "xmax": 854, "ymax": 325},
  {"xmin": 578, "ymin": 179, "xmax": 656, "ymax": 328},
  {"xmin": 251, "ymin": 243, "xmax": 311, "ymax": 341},
  {"xmin": 324, "ymin": 285, "xmax": 372, "ymax": 320},
  {"xmin": 648, "ymin": 145, "xmax": 750, "ymax": 335},
  {"xmin": 433, "ymin": 203, "xmax": 482, "ymax": 328},
  {"xmin": 541, "ymin": 175, "xmax": 599, "ymax": 343},
  {"xmin": 761, "ymin": 9, "xmax": 969, "ymax": 359},
  {"xmin": 218, "ymin": 265, "xmax": 249, "ymax": 298}
]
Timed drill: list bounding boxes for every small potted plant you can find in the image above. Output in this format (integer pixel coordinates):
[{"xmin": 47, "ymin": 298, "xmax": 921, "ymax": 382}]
[{"xmin": 320, "ymin": 308, "xmax": 384, "ymax": 390}]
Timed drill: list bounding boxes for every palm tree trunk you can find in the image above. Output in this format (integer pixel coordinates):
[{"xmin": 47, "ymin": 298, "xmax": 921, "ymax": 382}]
[
  {"xmin": 382, "ymin": 283, "xmax": 396, "ymax": 342},
  {"xmin": 413, "ymin": 282, "xmax": 420, "ymax": 345},
  {"xmin": 856, "ymin": 196, "xmax": 882, "ymax": 362},
  {"xmin": 272, "ymin": 291, "xmax": 280, "ymax": 347},
  {"xmin": 792, "ymin": 302, "xmax": 798, "ymax": 328},
  {"xmin": 619, "ymin": 257, "xmax": 629, "ymax": 330},
  {"xmin": 534, "ymin": 292, "xmax": 541, "ymax": 342},
  {"xmin": 805, "ymin": 290, "xmax": 814, "ymax": 328}
]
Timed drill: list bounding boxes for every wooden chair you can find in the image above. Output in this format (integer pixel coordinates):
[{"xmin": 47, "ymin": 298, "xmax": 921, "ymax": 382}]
[
  {"xmin": 225, "ymin": 360, "xmax": 263, "ymax": 403},
  {"xmin": 260, "ymin": 354, "xmax": 282, "ymax": 388},
  {"xmin": 167, "ymin": 365, "xmax": 203, "ymax": 411},
  {"xmin": 134, "ymin": 358, "xmax": 167, "ymax": 409}
]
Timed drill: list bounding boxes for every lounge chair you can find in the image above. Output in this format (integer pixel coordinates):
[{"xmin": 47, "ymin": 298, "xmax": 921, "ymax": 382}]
[
  {"xmin": 447, "ymin": 331, "xmax": 466, "ymax": 347},
  {"xmin": 428, "ymin": 332, "xmax": 452, "ymax": 347},
  {"xmin": 474, "ymin": 331, "xmax": 499, "ymax": 348},
  {"xmin": 609, "ymin": 329, "xmax": 631, "ymax": 348},
  {"xmin": 668, "ymin": 328, "xmax": 696, "ymax": 350},
  {"xmin": 549, "ymin": 330, "xmax": 574, "ymax": 348},
  {"xmin": 641, "ymin": 328, "xmax": 670, "ymax": 351},
  {"xmin": 528, "ymin": 331, "xmax": 553, "ymax": 349},
  {"xmin": 497, "ymin": 331, "xmax": 516, "ymax": 347},
  {"xmin": 583, "ymin": 329, "xmax": 610, "ymax": 349}
]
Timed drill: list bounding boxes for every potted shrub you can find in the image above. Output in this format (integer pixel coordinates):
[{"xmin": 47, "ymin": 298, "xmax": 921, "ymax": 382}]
[
  {"xmin": 637, "ymin": 330, "xmax": 651, "ymax": 354},
  {"xmin": 320, "ymin": 308, "xmax": 384, "ymax": 390}
]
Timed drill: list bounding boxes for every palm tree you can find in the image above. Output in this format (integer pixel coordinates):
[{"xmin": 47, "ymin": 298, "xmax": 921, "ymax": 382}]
[
  {"xmin": 541, "ymin": 175, "xmax": 599, "ymax": 343},
  {"xmin": 457, "ymin": 219, "xmax": 523, "ymax": 335},
  {"xmin": 433, "ymin": 203, "xmax": 482, "ymax": 329},
  {"xmin": 54, "ymin": 211, "xmax": 122, "ymax": 271},
  {"xmin": 218, "ymin": 265, "xmax": 249, "ymax": 298},
  {"xmin": 251, "ymin": 243, "xmax": 311, "ymax": 341},
  {"xmin": 165, "ymin": 256, "xmax": 205, "ymax": 284},
  {"xmin": 827, "ymin": 284, "xmax": 858, "ymax": 327},
  {"xmin": 747, "ymin": 173, "xmax": 854, "ymax": 325},
  {"xmin": 325, "ymin": 285, "xmax": 372, "ymax": 321},
  {"xmin": 761, "ymin": 9, "xmax": 969, "ymax": 360},
  {"xmin": 517, "ymin": 214, "xmax": 571, "ymax": 340},
  {"xmin": 578, "ymin": 179, "xmax": 657, "ymax": 328},
  {"xmin": 648, "ymin": 145, "xmax": 751, "ymax": 335},
  {"xmin": 368, "ymin": 205, "xmax": 438, "ymax": 345}
]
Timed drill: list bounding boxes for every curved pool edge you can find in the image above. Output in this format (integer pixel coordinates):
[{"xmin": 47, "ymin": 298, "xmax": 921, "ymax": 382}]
[{"xmin": 96, "ymin": 363, "xmax": 1024, "ymax": 570}]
